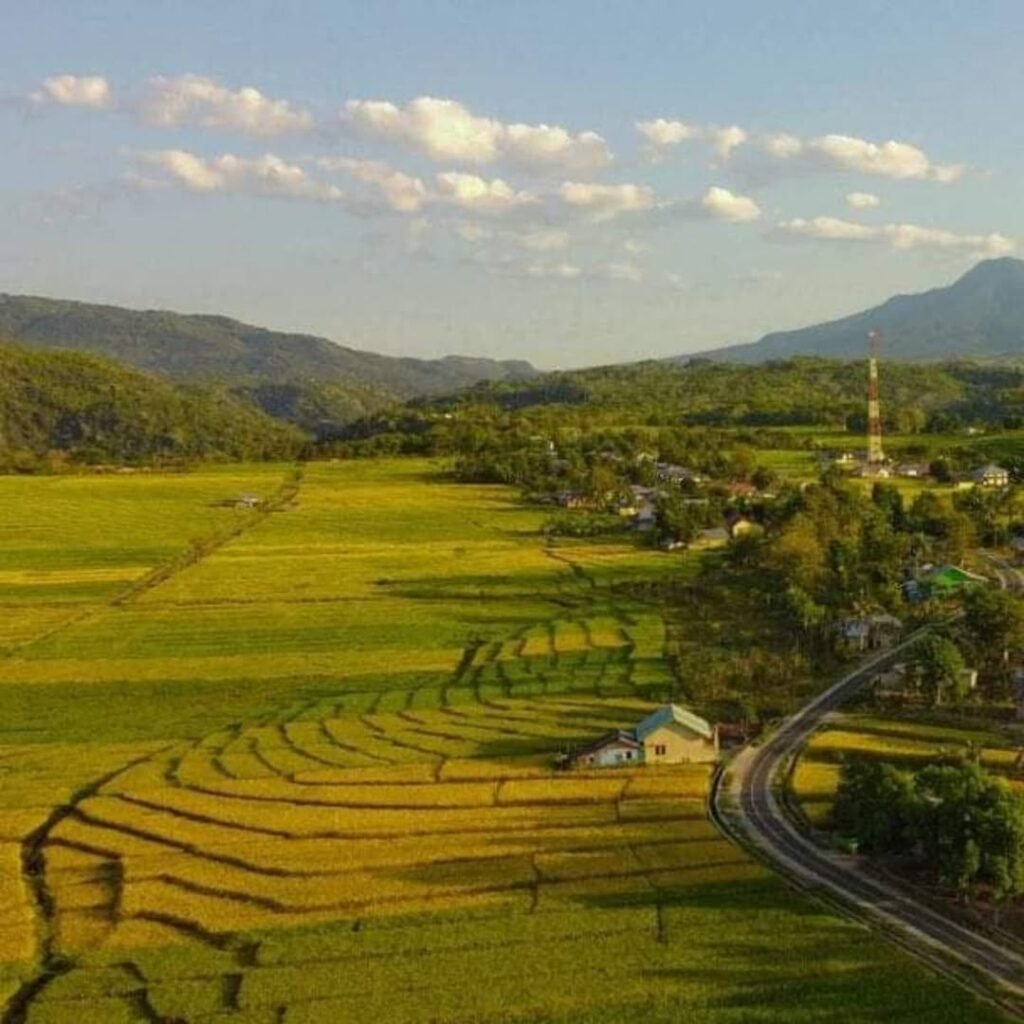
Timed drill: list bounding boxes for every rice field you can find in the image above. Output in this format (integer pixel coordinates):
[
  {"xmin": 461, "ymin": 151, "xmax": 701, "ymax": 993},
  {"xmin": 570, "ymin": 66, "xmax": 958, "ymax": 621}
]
[
  {"xmin": 790, "ymin": 713, "xmax": 1016, "ymax": 829},
  {"xmin": 0, "ymin": 461, "xmax": 1010, "ymax": 1022}
]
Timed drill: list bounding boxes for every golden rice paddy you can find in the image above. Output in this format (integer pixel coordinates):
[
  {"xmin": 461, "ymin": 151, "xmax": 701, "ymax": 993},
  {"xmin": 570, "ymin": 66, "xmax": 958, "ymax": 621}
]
[{"xmin": 0, "ymin": 461, "xmax": 1009, "ymax": 1022}]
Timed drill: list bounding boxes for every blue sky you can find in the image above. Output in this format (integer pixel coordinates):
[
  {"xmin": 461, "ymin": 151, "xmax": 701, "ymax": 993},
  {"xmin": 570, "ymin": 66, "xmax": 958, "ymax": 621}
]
[{"xmin": 3, "ymin": 1, "xmax": 1023, "ymax": 366}]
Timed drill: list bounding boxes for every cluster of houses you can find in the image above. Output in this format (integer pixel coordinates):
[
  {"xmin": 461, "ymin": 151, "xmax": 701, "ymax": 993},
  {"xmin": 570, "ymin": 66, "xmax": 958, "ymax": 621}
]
[
  {"xmin": 839, "ymin": 612, "xmax": 904, "ymax": 652},
  {"xmin": 560, "ymin": 704, "xmax": 719, "ymax": 769},
  {"xmin": 874, "ymin": 659, "xmax": 981, "ymax": 702},
  {"xmin": 824, "ymin": 452, "xmax": 1012, "ymax": 489},
  {"xmin": 552, "ymin": 466, "xmax": 764, "ymax": 551}
]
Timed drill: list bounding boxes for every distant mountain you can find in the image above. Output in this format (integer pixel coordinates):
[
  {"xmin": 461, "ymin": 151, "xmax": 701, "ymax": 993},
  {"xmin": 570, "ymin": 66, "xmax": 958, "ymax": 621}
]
[
  {"xmin": 686, "ymin": 258, "xmax": 1024, "ymax": 363},
  {"xmin": 0, "ymin": 341, "xmax": 303, "ymax": 469},
  {"xmin": 0, "ymin": 294, "xmax": 535, "ymax": 399}
]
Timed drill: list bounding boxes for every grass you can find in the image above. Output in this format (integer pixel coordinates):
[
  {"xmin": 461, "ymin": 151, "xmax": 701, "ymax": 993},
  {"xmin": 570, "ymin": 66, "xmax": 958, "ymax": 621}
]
[{"xmin": 0, "ymin": 460, "xmax": 1013, "ymax": 1022}]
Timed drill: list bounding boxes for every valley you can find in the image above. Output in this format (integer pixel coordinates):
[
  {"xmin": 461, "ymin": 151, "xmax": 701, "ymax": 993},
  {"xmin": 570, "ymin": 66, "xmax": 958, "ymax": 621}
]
[{"xmin": 0, "ymin": 460, "xmax": 1008, "ymax": 1023}]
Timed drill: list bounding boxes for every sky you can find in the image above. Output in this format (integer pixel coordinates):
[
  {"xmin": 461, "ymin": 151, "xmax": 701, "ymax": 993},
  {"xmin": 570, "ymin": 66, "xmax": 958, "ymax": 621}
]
[{"xmin": 3, "ymin": 1, "xmax": 1024, "ymax": 368}]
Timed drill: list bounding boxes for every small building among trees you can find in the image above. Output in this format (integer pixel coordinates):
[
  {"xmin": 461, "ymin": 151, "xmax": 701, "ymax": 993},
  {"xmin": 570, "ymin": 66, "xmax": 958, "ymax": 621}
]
[
  {"xmin": 973, "ymin": 463, "xmax": 1010, "ymax": 488},
  {"xmin": 839, "ymin": 613, "xmax": 903, "ymax": 652}
]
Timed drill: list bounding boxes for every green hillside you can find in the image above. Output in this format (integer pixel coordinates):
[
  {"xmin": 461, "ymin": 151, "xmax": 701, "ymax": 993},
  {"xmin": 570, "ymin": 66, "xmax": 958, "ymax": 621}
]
[
  {"xmin": 234, "ymin": 378, "xmax": 396, "ymax": 438},
  {"xmin": 0, "ymin": 341, "xmax": 303, "ymax": 469},
  {"xmin": 424, "ymin": 356, "xmax": 1024, "ymax": 430},
  {"xmin": 0, "ymin": 293, "xmax": 535, "ymax": 398}
]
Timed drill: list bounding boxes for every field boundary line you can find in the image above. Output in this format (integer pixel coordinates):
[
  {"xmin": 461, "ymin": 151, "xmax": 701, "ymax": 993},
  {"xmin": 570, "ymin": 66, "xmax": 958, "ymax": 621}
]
[
  {"xmin": 1, "ymin": 746, "xmax": 175, "ymax": 1024},
  {"xmin": 1, "ymin": 464, "xmax": 303, "ymax": 659}
]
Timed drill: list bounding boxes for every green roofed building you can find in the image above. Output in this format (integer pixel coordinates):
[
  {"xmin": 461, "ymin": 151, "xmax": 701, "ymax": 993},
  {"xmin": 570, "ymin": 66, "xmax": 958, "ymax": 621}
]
[
  {"xmin": 913, "ymin": 564, "xmax": 989, "ymax": 600},
  {"xmin": 634, "ymin": 705, "xmax": 719, "ymax": 765},
  {"xmin": 569, "ymin": 705, "xmax": 718, "ymax": 768}
]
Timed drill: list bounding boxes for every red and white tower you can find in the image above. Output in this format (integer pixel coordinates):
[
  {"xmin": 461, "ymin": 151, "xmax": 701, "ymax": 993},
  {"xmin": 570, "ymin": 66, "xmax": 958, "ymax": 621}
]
[{"xmin": 867, "ymin": 329, "xmax": 885, "ymax": 467}]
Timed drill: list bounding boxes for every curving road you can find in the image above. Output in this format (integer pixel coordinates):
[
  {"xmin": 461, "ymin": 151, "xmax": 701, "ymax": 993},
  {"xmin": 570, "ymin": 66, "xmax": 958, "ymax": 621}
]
[
  {"xmin": 715, "ymin": 631, "xmax": 1024, "ymax": 1017},
  {"xmin": 983, "ymin": 553, "xmax": 1024, "ymax": 592}
]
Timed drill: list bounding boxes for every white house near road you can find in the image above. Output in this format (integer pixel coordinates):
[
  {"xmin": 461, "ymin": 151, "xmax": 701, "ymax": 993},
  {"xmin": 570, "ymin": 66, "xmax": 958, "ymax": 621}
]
[{"xmin": 572, "ymin": 729, "xmax": 644, "ymax": 768}]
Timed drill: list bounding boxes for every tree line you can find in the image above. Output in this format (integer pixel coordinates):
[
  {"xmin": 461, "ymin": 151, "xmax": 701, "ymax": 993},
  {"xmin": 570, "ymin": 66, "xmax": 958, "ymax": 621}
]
[{"xmin": 835, "ymin": 759, "xmax": 1024, "ymax": 902}]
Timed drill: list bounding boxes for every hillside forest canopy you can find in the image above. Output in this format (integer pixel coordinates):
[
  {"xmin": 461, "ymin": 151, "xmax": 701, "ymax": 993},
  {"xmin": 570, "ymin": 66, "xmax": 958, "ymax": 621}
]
[{"xmin": 7, "ymin": 337, "xmax": 1024, "ymax": 473}]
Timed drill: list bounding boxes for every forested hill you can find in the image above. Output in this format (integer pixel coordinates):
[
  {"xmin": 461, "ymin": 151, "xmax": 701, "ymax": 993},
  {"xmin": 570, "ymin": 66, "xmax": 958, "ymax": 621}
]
[
  {"xmin": 425, "ymin": 358, "xmax": 1024, "ymax": 430},
  {"xmin": 0, "ymin": 341, "xmax": 304, "ymax": 470},
  {"xmin": 0, "ymin": 294, "xmax": 535, "ymax": 398},
  {"xmin": 689, "ymin": 258, "xmax": 1024, "ymax": 363}
]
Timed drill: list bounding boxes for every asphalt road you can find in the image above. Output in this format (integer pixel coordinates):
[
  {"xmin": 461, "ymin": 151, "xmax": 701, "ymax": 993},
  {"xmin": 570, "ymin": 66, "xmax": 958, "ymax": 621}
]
[
  {"xmin": 717, "ymin": 632, "xmax": 1024, "ymax": 1014},
  {"xmin": 983, "ymin": 553, "xmax": 1024, "ymax": 592}
]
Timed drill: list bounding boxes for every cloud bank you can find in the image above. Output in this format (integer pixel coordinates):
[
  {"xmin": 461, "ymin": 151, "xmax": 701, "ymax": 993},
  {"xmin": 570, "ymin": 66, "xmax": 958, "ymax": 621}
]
[
  {"xmin": 138, "ymin": 74, "xmax": 314, "ymax": 136},
  {"xmin": 139, "ymin": 150, "xmax": 343, "ymax": 202},
  {"xmin": 774, "ymin": 215, "xmax": 1013, "ymax": 256},
  {"xmin": 762, "ymin": 132, "xmax": 964, "ymax": 183},
  {"xmin": 32, "ymin": 74, "xmax": 112, "ymax": 109},
  {"xmin": 344, "ymin": 96, "xmax": 612, "ymax": 172}
]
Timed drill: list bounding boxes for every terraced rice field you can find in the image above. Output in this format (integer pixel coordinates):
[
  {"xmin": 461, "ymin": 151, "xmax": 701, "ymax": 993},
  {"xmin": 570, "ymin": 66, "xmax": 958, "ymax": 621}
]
[
  {"xmin": 790, "ymin": 713, "xmax": 1018, "ymax": 828},
  {"xmin": 0, "ymin": 462, "xmax": 1010, "ymax": 1022}
]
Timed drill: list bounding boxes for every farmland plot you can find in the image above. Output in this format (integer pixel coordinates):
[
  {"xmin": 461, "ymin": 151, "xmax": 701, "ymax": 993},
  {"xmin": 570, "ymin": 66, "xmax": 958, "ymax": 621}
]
[
  {"xmin": 0, "ymin": 462, "xmax": 1009, "ymax": 1022},
  {"xmin": 790, "ymin": 713, "xmax": 1014, "ymax": 828}
]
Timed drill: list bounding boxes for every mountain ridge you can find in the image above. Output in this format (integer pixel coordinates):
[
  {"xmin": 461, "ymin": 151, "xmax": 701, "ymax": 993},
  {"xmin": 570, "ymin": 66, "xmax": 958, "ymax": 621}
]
[
  {"xmin": 684, "ymin": 257, "xmax": 1024, "ymax": 363},
  {"xmin": 0, "ymin": 293, "xmax": 535, "ymax": 398}
]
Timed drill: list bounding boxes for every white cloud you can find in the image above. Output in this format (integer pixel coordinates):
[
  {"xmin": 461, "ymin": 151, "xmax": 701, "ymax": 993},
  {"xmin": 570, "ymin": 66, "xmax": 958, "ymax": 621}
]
[
  {"xmin": 636, "ymin": 118, "xmax": 699, "ymax": 160},
  {"xmin": 624, "ymin": 238, "xmax": 648, "ymax": 255},
  {"xmin": 518, "ymin": 260, "xmax": 643, "ymax": 283},
  {"xmin": 846, "ymin": 191, "xmax": 881, "ymax": 209},
  {"xmin": 636, "ymin": 118, "xmax": 699, "ymax": 147},
  {"xmin": 32, "ymin": 74, "xmax": 112, "ymax": 109},
  {"xmin": 636, "ymin": 119, "xmax": 748, "ymax": 163},
  {"xmin": 558, "ymin": 181, "xmax": 655, "ymax": 221},
  {"xmin": 454, "ymin": 221, "xmax": 494, "ymax": 243},
  {"xmin": 138, "ymin": 150, "xmax": 343, "ymax": 202},
  {"xmin": 525, "ymin": 261, "xmax": 583, "ymax": 280},
  {"xmin": 345, "ymin": 97, "xmax": 498, "ymax": 162},
  {"xmin": 883, "ymin": 223, "xmax": 1012, "ymax": 254},
  {"xmin": 774, "ymin": 215, "xmax": 1013, "ymax": 256},
  {"xmin": 515, "ymin": 228, "xmax": 570, "ymax": 251},
  {"xmin": 603, "ymin": 262, "xmax": 644, "ymax": 282},
  {"xmin": 453, "ymin": 223, "xmax": 569, "ymax": 255},
  {"xmin": 762, "ymin": 133, "xmax": 802, "ymax": 159},
  {"xmin": 465, "ymin": 246, "xmax": 644, "ymax": 285},
  {"xmin": 501, "ymin": 123, "xmax": 611, "ymax": 172},
  {"xmin": 776, "ymin": 216, "xmax": 877, "ymax": 242},
  {"xmin": 435, "ymin": 172, "xmax": 537, "ymax": 214},
  {"xmin": 343, "ymin": 96, "xmax": 611, "ymax": 172},
  {"xmin": 700, "ymin": 186, "xmax": 760, "ymax": 222},
  {"xmin": 139, "ymin": 74, "xmax": 313, "ymax": 136},
  {"xmin": 761, "ymin": 132, "xmax": 964, "ymax": 183},
  {"xmin": 318, "ymin": 157, "xmax": 427, "ymax": 212},
  {"xmin": 710, "ymin": 125, "xmax": 748, "ymax": 161}
]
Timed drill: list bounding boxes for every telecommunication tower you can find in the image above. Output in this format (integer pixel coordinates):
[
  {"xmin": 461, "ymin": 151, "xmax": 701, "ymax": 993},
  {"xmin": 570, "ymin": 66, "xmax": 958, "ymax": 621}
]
[{"xmin": 866, "ymin": 329, "xmax": 885, "ymax": 467}]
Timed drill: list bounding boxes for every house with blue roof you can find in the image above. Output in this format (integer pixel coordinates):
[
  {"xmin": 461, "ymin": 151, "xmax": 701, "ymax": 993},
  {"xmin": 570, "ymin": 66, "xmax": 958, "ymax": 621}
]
[{"xmin": 570, "ymin": 705, "xmax": 718, "ymax": 768}]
